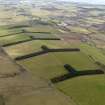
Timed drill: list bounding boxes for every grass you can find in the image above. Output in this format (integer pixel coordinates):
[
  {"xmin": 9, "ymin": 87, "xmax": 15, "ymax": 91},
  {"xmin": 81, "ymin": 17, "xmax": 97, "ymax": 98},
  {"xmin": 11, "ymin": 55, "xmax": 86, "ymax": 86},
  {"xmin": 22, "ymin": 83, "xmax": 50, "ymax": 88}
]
[
  {"xmin": 1, "ymin": 2, "xmax": 105, "ymax": 105},
  {"xmin": 85, "ymin": 17, "xmax": 105, "ymax": 24},
  {"xmin": 52, "ymin": 52, "xmax": 99, "ymax": 70},
  {"xmin": 79, "ymin": 44, "xmax": 105, "ymax": 65},
  {"xmin": 28, "ymin": 33, "xmax": 59, "ymax": 39},
  {"xmin": 0, "ymin": 28, "xmax": 22, "ymax": 37},
  {"xmin": 12, "ymin": 15, "xmax": 29, "ymax": 23},
  {"xmin": 31, "ymin": 9, "xmax": 50, "ymax": 17},
  {"xmin": 4, "ymin": 40, "xmax": 71, "ymax": 58},
  {"xmin": 68, "ymin": 26, "xmax": 91, "ymax": 34},
  {"xmin": 68, "ymin": 43, "xmax": 105, "ymax": 65},
  {"xmin": 24, "ymin": 25, "xmax": 59, "ymax": 34},
  {"xmin": 18, "ymin": 52, "xmax": 99, "ymax": 79},
  {"xmin": 0, "ymin": 34, "xmax": 31, "ymax": 46},
  {"xmin": 56, "ymin": 75, "xmax": 105, "ymax": 105},
  {"xmin": 18, "ymin": 53, "xmax": 68, "ymax": 79}
]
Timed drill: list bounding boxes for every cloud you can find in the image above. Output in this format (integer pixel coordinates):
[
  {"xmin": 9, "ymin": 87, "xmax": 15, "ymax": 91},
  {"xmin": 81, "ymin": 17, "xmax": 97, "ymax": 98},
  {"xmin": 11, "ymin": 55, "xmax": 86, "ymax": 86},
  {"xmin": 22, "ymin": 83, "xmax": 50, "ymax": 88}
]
[{"xmin": 56, "ymin": 0, "xmax": 105, "ymax": 4}]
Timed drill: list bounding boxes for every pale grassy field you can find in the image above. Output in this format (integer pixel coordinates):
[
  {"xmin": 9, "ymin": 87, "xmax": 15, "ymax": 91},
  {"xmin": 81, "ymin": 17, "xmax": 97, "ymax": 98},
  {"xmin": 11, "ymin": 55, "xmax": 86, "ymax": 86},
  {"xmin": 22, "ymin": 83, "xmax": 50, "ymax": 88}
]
[
  {"xmin": 4, "ymin": 40, "xmax": 71, "ymax": 58},
  {"xmin": 0, "ymin": 28, "xmax": 22, "ymax": 37},
  {"xmin": 0, "ymin": 34, "xmax": 31, "ymax": 46},
  {"xmin": 25, "ymin": 25, "xmax": 59, "ymax": 33},
  {"xmin": 85, "ymin": 17, "xmax": 105, "ymax": 24},
  {"xmin": 68, "ymin": 26, "xmax": 91, "ymax": 34}
]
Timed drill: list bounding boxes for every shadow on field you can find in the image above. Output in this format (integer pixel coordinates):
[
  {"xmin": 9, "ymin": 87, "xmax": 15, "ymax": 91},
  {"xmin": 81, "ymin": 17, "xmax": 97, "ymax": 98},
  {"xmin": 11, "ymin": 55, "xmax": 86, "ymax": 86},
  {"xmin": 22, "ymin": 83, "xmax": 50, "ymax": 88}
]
[
  {"xmin": 51, "ymin": 64, "xmax": 104, "ymax": 84},
  {"xmin": 15, "ymin": 45, "xmax": 80, "ymax": 60}
]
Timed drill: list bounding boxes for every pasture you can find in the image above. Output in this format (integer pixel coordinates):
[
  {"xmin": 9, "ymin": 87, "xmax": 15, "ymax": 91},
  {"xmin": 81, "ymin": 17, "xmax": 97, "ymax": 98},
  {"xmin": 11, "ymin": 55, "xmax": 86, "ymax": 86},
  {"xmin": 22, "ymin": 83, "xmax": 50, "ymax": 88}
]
[
  {"xmin": 56, "ymin": 75, "xmax": 105, "ymax": 105},
  {"xmin": 24, "ymin": 25, "xmax": 59, "ymax": 34},
  {"xmin": 68, "ymin": 26, "xmax": 91, "ymax": 34},
  {"xmin": 27, "ymin": 33, "xmax": 59, "ymax": 39},
  {"xmin": 4, "ymin": 40, "xmax": 71, "ymax": 58},
  {"xmin": 0, "ymin": 34, "xmax": 31, "ymax": 46},
  {"xmin": 18, "ymin": 52, "xmax": 99, "ymax": 79},
  {"xmin": 0, "ymin": 28, "xmax": 22, "ymax": 37}
]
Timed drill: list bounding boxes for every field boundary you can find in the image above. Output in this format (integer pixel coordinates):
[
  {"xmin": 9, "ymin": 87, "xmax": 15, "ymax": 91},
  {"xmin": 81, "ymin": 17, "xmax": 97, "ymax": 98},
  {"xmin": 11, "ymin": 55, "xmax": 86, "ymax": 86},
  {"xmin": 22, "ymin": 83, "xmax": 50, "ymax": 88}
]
[
  {"xmin": 2, "ymin": 39, "xmax": 33, "ymax": 47},
  {"xmin": 2, "ymin": 35, "xmax": 61, "ymax": 47},
  {"xmin": 0, "ymin": 31, "xmax": 24, "ymax": 38},
  {"xmin": 15, "ymin": 46, "xmax": 80, "ymax": 61}
]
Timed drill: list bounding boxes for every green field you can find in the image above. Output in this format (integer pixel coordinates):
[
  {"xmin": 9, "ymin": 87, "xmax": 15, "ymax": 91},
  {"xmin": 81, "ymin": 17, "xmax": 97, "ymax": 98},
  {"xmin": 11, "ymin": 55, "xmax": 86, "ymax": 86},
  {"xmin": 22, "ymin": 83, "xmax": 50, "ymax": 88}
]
[
  {"xmin": 56, "ymin": 75, "xmax": 105, "ymax": 105},
  {"xmin": 79, "ymin": 44, "xmax": 105, "ymax": 64},
  {"xmin": 1, "ymin": 1, "xmax": 105, "ymax": 105},
  {"xmin": 4, "ymin": 40, "xmax": 71, "ymax": 58},
  {"xmin": 0, "ymin": 28, "xmax": 22, "ymax": 37},
  {"xmin": 0, "ymin": 34, "xmax": 31, "ymax": 46},
  {"xmin": 18, "ymin": 52, "xmax": 99, "ymax": 79}
]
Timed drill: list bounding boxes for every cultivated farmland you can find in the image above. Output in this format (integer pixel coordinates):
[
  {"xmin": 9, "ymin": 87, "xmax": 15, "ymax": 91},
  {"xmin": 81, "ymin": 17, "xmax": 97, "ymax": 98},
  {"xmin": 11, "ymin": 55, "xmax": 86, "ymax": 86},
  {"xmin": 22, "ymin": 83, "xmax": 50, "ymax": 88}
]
[
  {"xmin": 56, "ymin": 75, "xmax": 105, "ymax": 105},
  {"xmin": 0, "ymin": 0, "xmax": 105, "ymax": 105}
]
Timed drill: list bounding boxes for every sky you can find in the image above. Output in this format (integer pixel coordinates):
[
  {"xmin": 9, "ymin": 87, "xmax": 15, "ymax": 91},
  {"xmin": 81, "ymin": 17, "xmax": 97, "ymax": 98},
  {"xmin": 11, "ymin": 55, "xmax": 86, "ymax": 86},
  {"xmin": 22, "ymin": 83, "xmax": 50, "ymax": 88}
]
[
  {"xmin": 57, "ymin": 0, "xmax": 105, "ymax": 5},
  {"xmin": 0, "ymin": 0, "xmax": 105, "ymax": 5}
]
